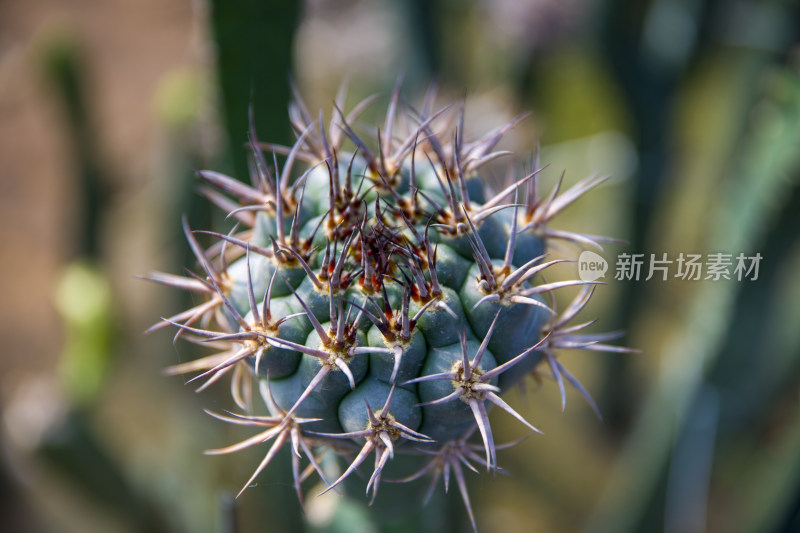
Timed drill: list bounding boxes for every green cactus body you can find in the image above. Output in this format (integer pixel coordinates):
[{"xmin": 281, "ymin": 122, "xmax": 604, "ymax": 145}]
[{"xmin": 148, "ymin": 84, "xmax": 629, "ymax": 531}]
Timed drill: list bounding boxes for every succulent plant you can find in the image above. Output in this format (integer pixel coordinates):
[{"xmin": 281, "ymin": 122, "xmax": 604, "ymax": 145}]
[{"xmin": 147, "ymin": 83, "xmax": 628, "ymax": 530}]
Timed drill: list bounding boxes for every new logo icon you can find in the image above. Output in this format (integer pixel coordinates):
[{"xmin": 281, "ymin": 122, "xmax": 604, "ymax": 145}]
[{"xmin": 578, "ymin": 250, "xmax": 608, "ymax": 281}]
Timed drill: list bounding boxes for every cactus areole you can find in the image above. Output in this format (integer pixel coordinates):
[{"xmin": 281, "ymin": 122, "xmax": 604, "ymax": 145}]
[{"xmin": 147, "ymin": 83, "xmax": 628, "ymax": 530}]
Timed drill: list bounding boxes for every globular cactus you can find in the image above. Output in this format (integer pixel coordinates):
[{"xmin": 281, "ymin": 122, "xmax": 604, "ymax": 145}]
[{"xmin": 147, "ymin": 83, "xmax": 628, "ymax": 530}]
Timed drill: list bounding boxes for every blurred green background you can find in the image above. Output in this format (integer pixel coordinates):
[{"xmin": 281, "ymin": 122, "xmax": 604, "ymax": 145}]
[{"xmin": 1, "ymin": 0, "xmax": 799, "ymax": 532}]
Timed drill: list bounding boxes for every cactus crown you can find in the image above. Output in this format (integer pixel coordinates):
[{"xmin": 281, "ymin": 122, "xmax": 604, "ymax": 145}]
[{"xmin": 147, "ymin": 82, "xmax": 629, "ymax": 531}]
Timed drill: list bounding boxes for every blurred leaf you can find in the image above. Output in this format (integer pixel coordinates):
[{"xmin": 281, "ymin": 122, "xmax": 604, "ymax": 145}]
[
  {"xmin": 209, "ymin": 0, "xmax": 300, "ymax": 178},
  {"xmin": 732, "ymin": 408, "xmax": 800, "ymax": 533},
  {"xmin": 53, "ymin": 261, "xmax": 115, "ymax": 406},
  {"xmin": 586, "ymin": 58, "xmax": 800, "ymax": 533},
  {"xmin": 37, "ymin": 27, "xmax": 109, "ymax": 260},
  {"xmin": 37, "ymin": 410, "xmax": 174, "ymax": 533}
]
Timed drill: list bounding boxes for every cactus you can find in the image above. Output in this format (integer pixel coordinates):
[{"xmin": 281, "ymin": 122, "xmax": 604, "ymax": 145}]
[{"xmin": 147, "ymin": 83, "xmax": 628, "ymax": 530}]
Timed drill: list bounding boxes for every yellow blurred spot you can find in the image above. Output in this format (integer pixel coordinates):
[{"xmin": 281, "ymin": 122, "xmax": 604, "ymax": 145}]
[
  {"xmin": 154, "ymin": 68, "xmax": 205, "ymax": 130},
  {"xmin": 54, "ymin": 261, "xmax": 111, "ymax": 326}
]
